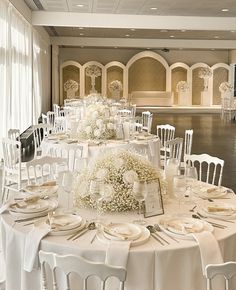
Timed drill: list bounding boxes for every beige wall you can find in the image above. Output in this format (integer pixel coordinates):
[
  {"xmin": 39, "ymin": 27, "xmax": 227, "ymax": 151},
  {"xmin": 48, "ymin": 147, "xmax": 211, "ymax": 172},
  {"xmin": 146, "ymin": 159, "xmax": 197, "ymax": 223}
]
[
  {"xmin": 213, "ymin": 68, "xmax": 228, "ymax": 105},
  {"xmin": 62, "ymin": 65, "xmax": 80, "ymax": 99},
  {"xmin": 128, "ymin": 57, "xmax": 166, "ymax": 93},
  {"xmin": 107, "ymin": 67, "xmax": 123, "ymax": 98},
  {"xmin": 171, "ymin": 68, "xmax": 187, "ymax": 105},
  {"xmin": 192, "ymin": 68, "xmax": 202, "ymax": 105}
]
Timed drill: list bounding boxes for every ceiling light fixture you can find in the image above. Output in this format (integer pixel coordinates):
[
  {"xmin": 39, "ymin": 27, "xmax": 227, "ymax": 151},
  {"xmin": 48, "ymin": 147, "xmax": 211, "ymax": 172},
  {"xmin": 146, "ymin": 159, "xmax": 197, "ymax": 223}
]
[
  {"xmin": 125, "ymin": 34, "xmax": 130, "ymax": 37},
  {"xmin": 76, "ymin": 4, "xmax": 84, "ymax": 7},
  {"xmin": 170, "ymin": 35, "xmax": 175, "ymax": 38},
  {"xmin": 78, "ymin": 27, "xmax": 84, "ymax": 30},
  {"xmin": 79, "ymin": 33, "xmax": 84, "ymax": 36},
  {"xmin": 221, "ymin": 8, "xmax": 229, "ymax": 12},
  {"xmin": 181, "ymin": 29, "xmax": 186, "ymax": 32},
  {"xmin": 150, "ymin": 7, "xmax": 157, "ymax": 10},
  {"xmin": 130, "ymin": 28, "xmax": 136, "ymax": 31},
  {"xmin": 214, "ymin": 36, "xmax": 219, "ymax": 39},
  {"xmin": 231, "ymin": 30, "xmax": 235, "ymax": 33}
]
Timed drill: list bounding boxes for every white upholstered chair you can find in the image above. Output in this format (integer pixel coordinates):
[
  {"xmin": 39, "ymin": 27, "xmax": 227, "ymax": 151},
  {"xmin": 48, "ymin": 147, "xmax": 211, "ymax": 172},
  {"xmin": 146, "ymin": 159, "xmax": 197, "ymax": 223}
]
[
  {"xmin": 39, "ymin": 250, "xmax": 127, "ymax": 290},
  {"xmin": 184, "ymin": 153, "xmax": 224, "ymax": 186},
  {"xmin": 26, "ymin": 156, "xmax": 68, "ymax": 185},
  {"xmin": 205, "ymin": 262, "xmax": 236, "ymax": 290}
]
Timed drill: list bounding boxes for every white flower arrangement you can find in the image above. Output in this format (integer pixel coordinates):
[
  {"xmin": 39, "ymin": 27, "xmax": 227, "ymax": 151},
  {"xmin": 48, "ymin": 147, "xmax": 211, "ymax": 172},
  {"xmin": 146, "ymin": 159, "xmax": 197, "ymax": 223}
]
[
  {"xmin": 64, "ymin": 79, "xmax": 79, "ymax": 92},
  {"xmin": 198, "ymin": 67, "xmax": 212, "ymax": 79},
  {"xmin": 176, "ymin": 81, "xmax": 189, "ymax": 93},
  {"xmin": 84, "ymin": 94, "xmax": 107, "ymax": 104},
  {"xmin": 74, "ymin": 149, "xmax": 165, "ymax": 212},
  {"xmin": 219, "ymin": 82, "xmax": 233, "ymax": 93},
  {"xmin": 85, "ymin": 65, "xmax": 101, "ymax": 77},
  {"xmin": 77, "ymin": 103, "xmax": 116, "ymax": 140},
  {"xmin": 108, "ymin": 80, "xmax": 123, "ymax": 93}
]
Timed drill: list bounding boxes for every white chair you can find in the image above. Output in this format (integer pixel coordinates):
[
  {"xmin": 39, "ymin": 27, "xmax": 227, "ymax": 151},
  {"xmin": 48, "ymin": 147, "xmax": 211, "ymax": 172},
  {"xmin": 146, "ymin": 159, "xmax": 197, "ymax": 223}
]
[
  {"xmin": 117, "ymin": 109, "xmax": 132, "ymax": 117},
  {"xmin": 42, "ymin": 113, "xmax": 47, "ymax": 124},
  {"xmin": 49, "ymin": 144, "xmax": 86, "ymax": 172},
  {"xmin": 184, "ymin": 153, "xmax": 224, "ymax": 185},
  {"xmin": 26, "ymin": 156, "xmax": 68, "ymax": 185},
  {"xmin": 1, "ymin": 138, "xmax": 26, "ymax": 202},
  {"xmin": 180, "ymin": 129, "xmax": 193, "ymax": 170},
  {"xmin": 53, "ymin": 104, "xmax": 60, "ymax": 117},
  {"xmin": 205, "ymin": 262, "xmax": 236, "ymax": 290},
  {"xmin": 47, "ymin": 111, "xmax": 55, "ymax": 126},
  {"xmin": 142, "ymin": 111, "xmax": 153, "ymax": 133},
  {"xmin": 39, "ymin": 250, "xmax": 127, "ymax": 290},
  {"xmin": 54, "ymin": 117, "xmax": 67, "ymax": 133},
  {"xmin": 8, "ymin": 129, "xmax": 20, "ymax": 141},
  {"xmin": 33, "ymin": 124, "xmax": 51, "ymax": 158},
  {"xmin": 164, "ymin": 137, "xmax": 183, "ymax": 168},
  {"xmin": 221, "ymin": 97, "xmax": 236, "ymax": 121},
  {"xmin": 157, "ymin": 124, "xmax": 175, "ymax": 161},
  {"xmin": 129, "ymin": 103, "xmax": 136, "ymax": 117}
]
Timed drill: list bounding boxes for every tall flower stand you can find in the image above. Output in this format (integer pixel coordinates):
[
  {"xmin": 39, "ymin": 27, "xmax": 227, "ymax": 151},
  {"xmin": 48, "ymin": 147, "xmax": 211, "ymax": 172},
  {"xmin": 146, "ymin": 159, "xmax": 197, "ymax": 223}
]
[
  {"xmin": 90, "ymin": 75, "xmax": 97, "ymax": 94},
  {"xmin": 111, "ymin": 90, "xmax": 120, "ymax": 101},
  {"xmin": 201, "ymin": 91, "xmax": 211, "ymax": 106},
  {"xmin": 67, "ymin": 89, "xmax": 76, "ymax": 99},
  {"xmin": 178, "ymin": 91, "xmax": 191, "ymax": 106}
]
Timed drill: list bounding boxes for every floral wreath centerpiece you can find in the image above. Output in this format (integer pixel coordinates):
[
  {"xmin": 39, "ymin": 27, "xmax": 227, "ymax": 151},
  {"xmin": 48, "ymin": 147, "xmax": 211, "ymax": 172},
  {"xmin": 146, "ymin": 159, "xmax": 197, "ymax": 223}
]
[
  {"xmin": 219, "ymin": 82, "xmax": 233, "ymax": 94},
  {"xmin": 77, "ymin": 103, "xmax": 116, "ymax": 140},
  {"xmin": 176, "ymin": 81, "xmax": 189, "ymax": 93},
  {"xmin": 198, "ymin": 67, "xmax": 212, "ymax": 91},
  {"xmin": 74, "ymin": 149, "xmax": 165, "ymax": 212},
  {"xmin": 86, "ymin": 65, "xmax": 102, "ymax": 94},
  {"xmin": 64, "ymin": 79, "xmax": 79, "ymax": 98}
]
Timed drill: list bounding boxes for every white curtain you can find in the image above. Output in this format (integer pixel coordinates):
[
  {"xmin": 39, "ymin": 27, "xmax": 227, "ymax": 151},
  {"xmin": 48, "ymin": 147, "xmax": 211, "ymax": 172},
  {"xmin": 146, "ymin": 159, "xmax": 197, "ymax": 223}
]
[{"xmin": 0, "ymin": 0, "xmax": 32, "ymax": 157}]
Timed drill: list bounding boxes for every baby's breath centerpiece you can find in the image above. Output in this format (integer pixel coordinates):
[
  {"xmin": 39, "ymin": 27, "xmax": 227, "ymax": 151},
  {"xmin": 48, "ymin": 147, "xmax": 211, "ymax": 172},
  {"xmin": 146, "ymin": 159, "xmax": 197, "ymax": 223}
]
[
  {"xmin": 219, "ymin": 82, "xmax": 233, "ymax": 93},
  {"xmin": 74, "ymin": 149, "xmax": 164, "ymax": 212}
]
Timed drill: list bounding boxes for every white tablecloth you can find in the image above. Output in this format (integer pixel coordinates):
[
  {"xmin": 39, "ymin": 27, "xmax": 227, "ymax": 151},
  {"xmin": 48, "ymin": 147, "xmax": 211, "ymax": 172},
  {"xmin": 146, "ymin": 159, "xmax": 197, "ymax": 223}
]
[
  {"xmin": 41, "ymin": 137, "xmax": 161, "ymax": 170},
  {"xmin": 2, "ymin": 195, "xmax": 236, "ymax": 290}
]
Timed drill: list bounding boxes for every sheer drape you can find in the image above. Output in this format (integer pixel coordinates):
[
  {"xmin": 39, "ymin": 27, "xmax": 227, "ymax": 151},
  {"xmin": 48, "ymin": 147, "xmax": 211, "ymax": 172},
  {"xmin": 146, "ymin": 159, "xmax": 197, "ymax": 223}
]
[{"xmin": 0, "ymin": 0, "xmax": 32, "ymax": 157}]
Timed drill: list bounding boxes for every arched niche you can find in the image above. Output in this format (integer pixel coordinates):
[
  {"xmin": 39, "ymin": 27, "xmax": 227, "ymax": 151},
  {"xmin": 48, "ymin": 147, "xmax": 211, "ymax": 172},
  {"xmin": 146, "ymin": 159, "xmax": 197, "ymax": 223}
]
[
  {"xmin": 126, "ymin": 51, "xmax": 169, "ymax": 94},
  {"xmin": 105, "ymin": 62, "xmax": 125, "ymax": 98},
  {"xmin": 60, "ymin": 61, "xmax": 81, "ymax": 105},
  {"xmin": 212, "ymin": 64, "xmax": 230, "ymax": 105},
  {"xmin": 83, "ymin": 61, "xmax": 104, "ymax": 96},
  {"xmin": 170, "ymin": 63, "xmax": 189, "ymax": 105}
]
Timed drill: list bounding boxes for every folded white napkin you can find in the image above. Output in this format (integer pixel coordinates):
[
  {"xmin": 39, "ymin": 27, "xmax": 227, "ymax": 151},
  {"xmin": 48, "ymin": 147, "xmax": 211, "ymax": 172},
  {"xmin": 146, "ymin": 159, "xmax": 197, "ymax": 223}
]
[
  {"xmin": 23, "ymin": 223, "xmax": 51, "ymax": 272},
  {"xmin": 0, "ymin": 198, "xmax": 15, "ymax": 214},
  {"xmin": 105, "ymin": 240, "xmax": 131, "ymax": 268},
  {"xmin": 192, "ymin": 231, "xmax": 223, "ymax": 275}
]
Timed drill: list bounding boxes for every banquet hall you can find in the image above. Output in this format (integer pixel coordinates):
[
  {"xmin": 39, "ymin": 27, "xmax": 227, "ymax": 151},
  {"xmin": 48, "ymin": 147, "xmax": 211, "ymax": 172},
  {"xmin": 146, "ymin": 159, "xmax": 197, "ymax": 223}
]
[{"xmin": 1, "ymin": 0, "xmax": 236, "ymax": 290}]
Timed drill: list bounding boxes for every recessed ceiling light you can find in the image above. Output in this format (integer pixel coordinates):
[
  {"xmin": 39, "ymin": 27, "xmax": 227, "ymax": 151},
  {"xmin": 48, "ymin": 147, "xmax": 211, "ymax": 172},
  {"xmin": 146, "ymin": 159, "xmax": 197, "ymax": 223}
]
[
  {"xmin": 160, "ymin": 29, "xmax": 168, "ymax": 33},
  {"xmin": 130, "ymin": 28, "xmax": 136, "ymax": 31},
  {"xmin": 150, "ymin": 7, "xmax": 157, "ymax": 10},
  {"xmin": 170, "ymin": 35, "xmax": 175, "ymax": 38},
  {"xmin": 181, "ymin": 29, "xmax": 186, "ymax": 32},
  {"xmin": 146, "ymin": 47, "xmax": 150, "ymax": 50},
  {"xmin": 76, "ymin": 4, "xmax": 84, "ymax": 7},
  {"xmin": 214, "ymin": 36, "xmax": 219, "ymax": 39},
  {"xmin": 114, "ymin": 46, "xmax": 118, "ymax": 49},
  {"xmin": 231, "ymin": 30, "xmax": 235, "ymax": 33},
  {"xmin": 125, "ymin": 34, "xmax": 130, "ymax": 37},
  {"xmin": 78, "ymin": 27, "xmax": 84, "ymax": 30},
  {"xmin": 79, "ymin": 33, "xmax": 84, "ymax": 36},
  {"xmin": 221, "ymin": 8, "xmax": 229, "ymax": 12}
]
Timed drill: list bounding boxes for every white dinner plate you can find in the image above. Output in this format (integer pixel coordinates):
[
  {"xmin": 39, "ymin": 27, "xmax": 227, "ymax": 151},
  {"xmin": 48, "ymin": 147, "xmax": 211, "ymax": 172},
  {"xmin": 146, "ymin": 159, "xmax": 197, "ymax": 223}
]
[
  {"xmin": 48, "ymin": 214, "xmax": 83, "ymax": 231},
  {"xmin": 9, "ymin": 199, "xmax": 50, "ymax": 214},
  {"xmin": 9, "ymin": 199, "xmax": 58, "ymax": 219},
  {"xmin": 49, "ymin": 218, "xmax": 86, "ymax": 236},
  {"xmin": 159, "ymin": 216, "xmax": 214, "ymax": 240},
  {"xmin": 201, "ymin": 202, "xmax": 236, "ymax": 219},
  {"xmin": 24, "ymin": 185, "xmax": 58, "ymax": 196},
  {"xmin": 102, "ymin": 223, "xmax": 142, "ymax": 241},
  {"xmin": 192, "ymin": 185, "xmax": 228, "ymax": 199},
  {"xmin": 97, "ymin": 225, "xmax": 150, "ymax": 247}
]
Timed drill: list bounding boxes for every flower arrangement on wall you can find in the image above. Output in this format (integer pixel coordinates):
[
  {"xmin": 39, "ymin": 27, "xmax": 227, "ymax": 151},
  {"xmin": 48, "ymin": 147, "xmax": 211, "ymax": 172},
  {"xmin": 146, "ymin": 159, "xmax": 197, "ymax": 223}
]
[
  {"xmin": 108, "ymin": 80, "xmax": 123, "ymax": 92},
  {"xmin": 219, "ymin": 82, "xmax": 233, "ymax": 93},
  {"xmin": 74, "ymin": 149, "xmax": 164, "ymax": 212},
  {"xmin": 85, "ymin": 65, "xmax": 102, "ymax": 94},
  {"xmin": 64, "ymin": 79, "xmax": 79, "ymax": 98},
  {"xmin": 176, "ymin": 81, "xmax": 189, "ymax": 93},
  {"xmin": 198, "ymin": 67, "xmax": 212, "ymax": 79}
]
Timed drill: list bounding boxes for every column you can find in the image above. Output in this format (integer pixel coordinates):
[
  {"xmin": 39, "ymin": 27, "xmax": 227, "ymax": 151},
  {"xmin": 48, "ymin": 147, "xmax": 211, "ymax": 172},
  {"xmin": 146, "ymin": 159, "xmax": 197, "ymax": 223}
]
[{"xmin": 52, "ymin": 45, "xmax": 60, "ymax": 105}]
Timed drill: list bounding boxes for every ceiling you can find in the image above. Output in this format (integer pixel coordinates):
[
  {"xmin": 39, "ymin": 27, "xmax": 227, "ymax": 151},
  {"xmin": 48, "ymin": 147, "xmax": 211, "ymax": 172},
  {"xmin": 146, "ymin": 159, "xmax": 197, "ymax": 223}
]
[{"xmin": 23, "ymin": 0, "xmax": 236, "ymax": 48}]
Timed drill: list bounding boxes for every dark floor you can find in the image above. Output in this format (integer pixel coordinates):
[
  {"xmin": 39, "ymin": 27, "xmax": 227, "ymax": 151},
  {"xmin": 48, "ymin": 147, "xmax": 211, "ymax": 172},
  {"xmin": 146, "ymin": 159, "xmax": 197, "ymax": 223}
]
[{"xmin": 151, "ymin": 113, "xmax": 236, "ymax": 192}]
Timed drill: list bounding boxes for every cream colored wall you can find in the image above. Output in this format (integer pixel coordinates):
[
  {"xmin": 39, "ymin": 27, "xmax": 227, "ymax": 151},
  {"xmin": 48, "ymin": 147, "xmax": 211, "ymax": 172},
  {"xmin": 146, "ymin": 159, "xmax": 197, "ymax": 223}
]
[
  {"xmin": 192, "ymin": 68, "xmax": 202, "ymax": 105},
  {"xmin": 128, "ymin": 57, "xmax": 166, "ymax": 93},
  {"xmin": 213, "ymin": 68, "xmax": 228, "ymax": 105},
  {"xmin": 171, "ymin": 68, "xmax": 187, "ymax": 105},
  {"xmin": 107, "ymin": 67, "xmax": 123, "ymax": 98},
  {"xmin": 62, "ymin": 65, "xmax": 80, "ymax": 99}
]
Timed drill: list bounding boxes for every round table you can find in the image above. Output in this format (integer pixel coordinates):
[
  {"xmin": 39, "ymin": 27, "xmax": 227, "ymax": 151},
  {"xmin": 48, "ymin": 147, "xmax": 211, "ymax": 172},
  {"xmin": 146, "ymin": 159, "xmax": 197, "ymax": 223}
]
[{"xmin": 1, "ymin": 191, "xmax": 236, "ymax": 290}]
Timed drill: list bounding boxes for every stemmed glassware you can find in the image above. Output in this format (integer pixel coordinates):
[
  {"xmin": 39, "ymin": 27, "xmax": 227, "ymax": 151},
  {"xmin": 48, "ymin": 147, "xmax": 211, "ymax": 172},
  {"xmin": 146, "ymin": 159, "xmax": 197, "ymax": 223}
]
[
  {"xmin": 173, "ymin": 175, "xmax": 187, "ymax": 214},
  {"xmin": 185, "ymin": 166, "xmax": 198, "ymax": 201},
  {"xmin": 132, "ymin": 181, "xmax": 148, "ymax": 225},
  {"xmin": 61, "ymin": 171, "xmax": 74, "ymax": 212}
]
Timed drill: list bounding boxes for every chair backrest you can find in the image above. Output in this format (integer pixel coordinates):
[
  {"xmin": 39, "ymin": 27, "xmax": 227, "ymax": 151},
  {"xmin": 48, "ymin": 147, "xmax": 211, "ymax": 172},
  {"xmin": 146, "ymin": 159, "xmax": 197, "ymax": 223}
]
[
  {"xmin": 26, "ymin": 156, "xmax": 68, "ymax": 185},
  {"xmin": 117, "ymin": 109, "xmax": 132, "ymax": 117},
  {"xmin": 8, "ymin": 129, "xmax": 20, "ymax": 141},
  {"xmin": 184, "ymin": 153, "xmax": 224, "ymax": 185},
  {"xmin": 156, "ymin": 124, "xmax": 175, "ymax": 148},
  {"xmin": 54, "ymin": 117, "xmax": 67, "ymax": 133},
  {"xmin": 39, "ymin": 250, "xmax": 127, "ymax": 290},
  {"xmin": 205, "ymin": 262, "xmax": 236, "ymax": 290},
  {"xmin": 42, "ymin": 113, "xmax": 47, "ymax": 124},
  {"xmin": 165, "ymin": 137, "xmax": 183, "ymax": 165},
  {"xmin": 53, "ymin": 104, "xmax": 60, "ymax": 117},
  {"xmin": 221, "ymin": 97, "xmax": 235, "ymax": 110},
  {"xmin": 33, "ymin": 124, "xmax": 51, "ymax": 157},
  {"xmin": 47, "ymin": 111, "xmax": 55, "ymax": 126},
  {"xmin": 49, "ymin": 144, "xmax": 86, "ymax": 172},
  {"xmin": 184, "ymin": 129, "xmax": 193, "ymax": 157},
  {"xmin": 142, "ymin": 111, "xmax": 153, "ymax": 133}
]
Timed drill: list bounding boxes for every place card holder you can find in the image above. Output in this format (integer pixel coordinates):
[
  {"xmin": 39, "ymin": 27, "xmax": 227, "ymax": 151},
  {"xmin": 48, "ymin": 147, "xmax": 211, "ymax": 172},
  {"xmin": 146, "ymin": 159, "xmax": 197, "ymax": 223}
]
[{"xmin": 144, "ymin": 178, "xmax": 164, "ymax": 218}]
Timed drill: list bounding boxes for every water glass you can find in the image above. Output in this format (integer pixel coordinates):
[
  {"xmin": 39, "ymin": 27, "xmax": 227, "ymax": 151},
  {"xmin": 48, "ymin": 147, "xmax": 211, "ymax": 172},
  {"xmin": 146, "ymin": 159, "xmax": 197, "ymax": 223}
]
[
  {"xmin": 132, "ymin": 181, "xmax": 148, "ymax": 225},
  {"xmin": 173, "ymin": 175, "xmax": 186, "ymax": 213}
]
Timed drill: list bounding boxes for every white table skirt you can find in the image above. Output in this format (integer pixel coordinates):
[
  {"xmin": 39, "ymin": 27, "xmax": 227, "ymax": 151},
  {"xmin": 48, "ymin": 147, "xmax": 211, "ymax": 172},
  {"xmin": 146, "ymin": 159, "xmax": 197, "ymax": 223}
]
[
  {"xmin": 41, "ymin": 137, "xmax": 161, "ymax": 170},
  {"xmin": 2, "ymin": 196, "xmax": 236, "ymax": 290}
]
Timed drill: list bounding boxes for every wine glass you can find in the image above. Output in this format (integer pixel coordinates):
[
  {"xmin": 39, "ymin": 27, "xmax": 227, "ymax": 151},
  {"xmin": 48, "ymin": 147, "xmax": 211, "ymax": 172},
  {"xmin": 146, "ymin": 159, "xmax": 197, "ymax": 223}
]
[
  {"xmin": 61, "ymin": 171, "xmax": 74, "ymax": 212},
  {"xmin": 132, "ymin": 181, "xmax": 148, "ymax": 225},
  {"xmin": 185, "ymin": 166, "xmax": 198, "ymax": 203},
  {"xmin": 173, "ymin": 175, "xmax": 186, "ymax": 214},
  {"xmin": 89, "ymin": 178, "xmax": 105, "ymax": 223}
]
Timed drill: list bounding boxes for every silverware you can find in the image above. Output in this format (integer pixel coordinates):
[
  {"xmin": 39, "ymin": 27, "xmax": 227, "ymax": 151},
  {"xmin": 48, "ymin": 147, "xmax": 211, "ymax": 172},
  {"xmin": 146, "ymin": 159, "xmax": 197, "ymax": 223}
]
[
  {"xmin": 146, "ymin": 226, "xmax": 165, "ymax": 245},
  {"xmin": 197, "ymin": 211, "xmax": 234, "ymax": 224},
  {"xmin": 189, "ymin": 205, "xmax": 197, "ymax": 212},
  {"xmin": 192, "ymin": 214, "xmax": 227, "ymax": 229},
  {"xmin": 67, "ymin": 222, "xmax": 96, "ymax": 241},
  {"xmin": 154, "ymin": 224, "xmax": 180, "ymax": 243},
  {"xmin": 14, "ymin": 214, "xmax": 49, "ymax": 223}
]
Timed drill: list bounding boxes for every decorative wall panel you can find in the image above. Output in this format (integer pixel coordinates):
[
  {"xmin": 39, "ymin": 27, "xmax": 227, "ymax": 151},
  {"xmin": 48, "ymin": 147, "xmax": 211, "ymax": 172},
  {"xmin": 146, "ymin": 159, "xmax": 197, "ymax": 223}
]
[
  {"xmin": 213, "ymin": 68, "xmax": 228, "ymax": 105},
  {"xmin": 171, "ymin": 67, "xmax": 187, "ymax": 105},
  {"xmin": 62, "ymin": 65, "xmax": 80, "ymax": 100},
  {"xmin": 192, "ymin": 68, "xmax": 203, "ymax": 105},
  {"xmin": 106, "ymin": 66, "xmax": 123, "ymax": 98}
]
